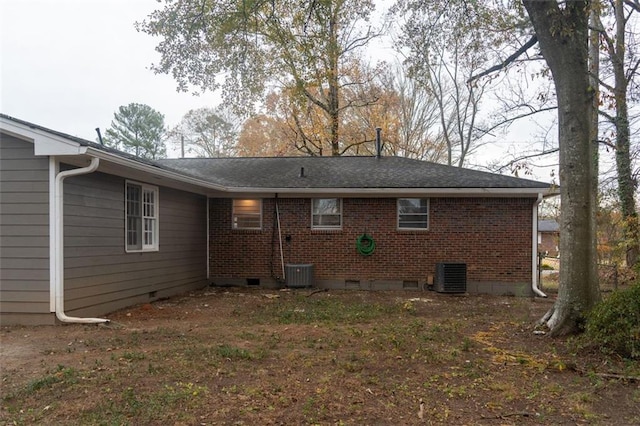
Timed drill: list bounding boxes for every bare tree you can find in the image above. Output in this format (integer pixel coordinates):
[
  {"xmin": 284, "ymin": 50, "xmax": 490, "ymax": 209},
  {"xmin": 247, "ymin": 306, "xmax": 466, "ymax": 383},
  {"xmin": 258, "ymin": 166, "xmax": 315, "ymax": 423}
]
[
  {"xmin": 363, "ymin": 63, "xmax": 447, "ymax": 162},
  {"xmin": 592, "ymin": 0, "xmax": 640, "ymax": 268},
  {"xmin": 168, "ymin": 107, "xmax": 239, "ymax": 158},
  {"xmin": 392, "ymin": 0, "xmax": 521, "ymax": 167},
  {"xmin": 427, "ymin": 43, "xmax": 491, "ymax": 166}
]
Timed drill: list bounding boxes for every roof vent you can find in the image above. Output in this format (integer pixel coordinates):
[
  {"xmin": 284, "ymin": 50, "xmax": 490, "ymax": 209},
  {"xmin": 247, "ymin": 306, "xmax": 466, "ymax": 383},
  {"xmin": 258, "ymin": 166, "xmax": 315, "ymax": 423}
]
[
  {"xmin": 375, "ymin": 127, "xmax": 383, "ymax": 158},
  {"xmin": 300, "ymin": 166, "xmax": 305, "ymax": 177},
  {"xmin": 376, "ymin": 127, "xmax": 382, "ymax": 158},
  {"xmin": 95, "ymin": 128, "xmax": 104, "ymax": 145}
]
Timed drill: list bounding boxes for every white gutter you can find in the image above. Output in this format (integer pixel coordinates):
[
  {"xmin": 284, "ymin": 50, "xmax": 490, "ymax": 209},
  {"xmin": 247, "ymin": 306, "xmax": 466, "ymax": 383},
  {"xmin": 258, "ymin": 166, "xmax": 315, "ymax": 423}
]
[
  {"xmin": 222, "ymin": 187, "xmax": 556, "ymax": 197},
  {"xmin": 532, "ymin": 193, "xmax": 547, "ymax": 298},
  {"xmin": 53, "ymin": 157, "xmax": 110, "ymax": 323}
]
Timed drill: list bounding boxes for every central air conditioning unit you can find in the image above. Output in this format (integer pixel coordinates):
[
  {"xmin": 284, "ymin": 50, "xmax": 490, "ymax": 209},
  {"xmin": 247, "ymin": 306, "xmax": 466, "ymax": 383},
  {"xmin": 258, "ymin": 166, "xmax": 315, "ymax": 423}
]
[
  {"xmin": 285, "ymin": 264, "xmax": 314, "ymax": 288},
  {"xmin": 434, "ymin": 263, "xmax": 467, "ymax": 293}
]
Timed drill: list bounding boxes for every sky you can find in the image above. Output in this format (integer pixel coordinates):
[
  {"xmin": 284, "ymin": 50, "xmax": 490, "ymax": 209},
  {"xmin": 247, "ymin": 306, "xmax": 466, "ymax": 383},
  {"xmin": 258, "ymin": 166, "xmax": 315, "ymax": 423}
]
[
  {"xmin": 0, "ymin": 0, "xmax": 558, "ymax": 182},
  {"xmin": 1, "ymin": 0, "xmax": 221, "ymax": 144}
]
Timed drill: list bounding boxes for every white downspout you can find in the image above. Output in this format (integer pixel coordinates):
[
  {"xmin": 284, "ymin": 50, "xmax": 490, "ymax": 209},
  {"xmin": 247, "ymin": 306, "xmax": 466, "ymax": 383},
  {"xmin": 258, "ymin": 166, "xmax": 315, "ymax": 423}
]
[
  {"xmin": 532, "ymin": 193, "xmax": 547, "ymax": 298},
  {"xmin": 54, "ymin": 157, "xmax": 109, "ymax": 323}
]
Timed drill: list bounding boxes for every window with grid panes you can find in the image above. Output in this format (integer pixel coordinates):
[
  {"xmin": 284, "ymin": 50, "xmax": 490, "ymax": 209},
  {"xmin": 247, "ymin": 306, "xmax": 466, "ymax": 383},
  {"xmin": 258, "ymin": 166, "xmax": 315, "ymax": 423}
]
[{"xmin": 126, "ymin": 182, "xmax": 159, "ymax": 251}]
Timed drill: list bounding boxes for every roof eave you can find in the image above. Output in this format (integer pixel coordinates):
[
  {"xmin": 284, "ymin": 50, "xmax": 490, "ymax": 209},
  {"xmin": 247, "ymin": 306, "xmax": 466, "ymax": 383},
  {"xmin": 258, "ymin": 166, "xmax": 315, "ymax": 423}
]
[
  {"xmin": 219, "ymin": 186, "xmax": 558, "ymax": 198},
  {"xmin": 1, "ymin": 118, "xmax": 88, "ymax": 156},
  {"xmin": 2, "ymin": 117, "xmax": 559, "ymax": 198},
  {"xmin": 85, "ymin": 148, "xmax": 229, "ymax": 192}
]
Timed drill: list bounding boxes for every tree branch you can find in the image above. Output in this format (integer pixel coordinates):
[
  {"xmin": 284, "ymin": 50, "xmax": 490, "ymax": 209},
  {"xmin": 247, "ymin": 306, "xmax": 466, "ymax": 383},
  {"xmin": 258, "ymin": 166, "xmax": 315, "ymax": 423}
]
[
  {"xmin": 598, "ymin": 138, "xmax": 617, "ymax": 150},
  {"xmin": 494, "ymin": 148, "xmax": 559, "ymax": 173},
  {"xmin": 468, "ymin": 35, "xmax": 538, "ymax": 83},
  {"xmin": 624, "ymin": 0, "xmax": 640, "ymax": 13},
  {"xmin": 478, "ymin": 105, "xmax": 558, "ymax": 137},
  {"xmin": 597, "ymin": 76, "xmax": 615, "ymax": 93},
  {"xmin": 626, "ymin": 57, "xmax": 640, "ymax": 83},
  {"xmin": 598, "ymin": 109, "xmax": 616, "ymax": 122}
]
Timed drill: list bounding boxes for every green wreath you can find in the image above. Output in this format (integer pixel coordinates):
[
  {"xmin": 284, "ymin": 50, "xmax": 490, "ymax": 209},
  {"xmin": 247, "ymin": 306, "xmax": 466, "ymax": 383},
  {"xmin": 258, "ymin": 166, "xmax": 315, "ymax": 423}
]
[{"xmin": 356, "ymin": 233, "xmax": 376, "ymax": 256}]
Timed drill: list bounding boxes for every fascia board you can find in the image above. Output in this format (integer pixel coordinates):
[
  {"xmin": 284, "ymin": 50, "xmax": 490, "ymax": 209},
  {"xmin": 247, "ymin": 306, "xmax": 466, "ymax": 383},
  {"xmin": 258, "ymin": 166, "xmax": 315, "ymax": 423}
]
[
  {"xmin": 215, "ymin": 187, "xmax": 557, "ymax": 198},
  {"xmin": 0, "ymin": 119, "xmax": 88, "ymax": 156}
]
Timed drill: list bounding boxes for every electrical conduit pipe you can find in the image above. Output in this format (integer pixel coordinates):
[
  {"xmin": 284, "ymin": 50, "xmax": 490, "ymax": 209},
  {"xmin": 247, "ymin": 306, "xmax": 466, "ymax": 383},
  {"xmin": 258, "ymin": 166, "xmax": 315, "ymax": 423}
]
[
  {"xmin": 54, "ymin": 157, "xmax": 110, "ymax": 323},
  {"xmin": 532, "ymin": 193, "xmax": 547, "ymax": 298},
  {"xmin": 275, "ymin": 196, "xmax": 285, "ymax": 281}
]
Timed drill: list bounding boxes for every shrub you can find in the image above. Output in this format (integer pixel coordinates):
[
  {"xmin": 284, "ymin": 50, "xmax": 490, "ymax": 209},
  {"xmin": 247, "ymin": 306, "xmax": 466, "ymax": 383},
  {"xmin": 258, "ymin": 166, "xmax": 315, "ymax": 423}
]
[{"xmin": 584, "ymin": 283, "xmax": 640, "ymax": 359}]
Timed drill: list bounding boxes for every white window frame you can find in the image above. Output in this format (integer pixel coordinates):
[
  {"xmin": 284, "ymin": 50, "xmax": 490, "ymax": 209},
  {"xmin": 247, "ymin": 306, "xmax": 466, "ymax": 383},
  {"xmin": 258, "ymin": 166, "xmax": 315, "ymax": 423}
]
[
  {"xmin": 311, "ymin": 198, "xmax": 342, "ymax": 229},
  {"xmin": 125, "ymin": 181, "xmax": 159, "ymax": 252},
  {"xmin": 232, "ymin": 199, "xmax": 262, "ymax": 230},
  {"xmin": 397, "ymin": 198, "xmax": 429, "ymax": 230}
]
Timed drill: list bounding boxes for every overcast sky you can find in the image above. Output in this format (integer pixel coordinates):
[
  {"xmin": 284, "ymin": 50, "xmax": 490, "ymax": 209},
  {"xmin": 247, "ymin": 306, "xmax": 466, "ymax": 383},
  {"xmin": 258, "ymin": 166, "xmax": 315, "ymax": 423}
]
[
  {"xmin": 0, "ymin": 0, "xmax": 560, "ymax": 182},
  {"xmin": 1, "ymin": 0, "xmax": 221, "ymax": 144}
]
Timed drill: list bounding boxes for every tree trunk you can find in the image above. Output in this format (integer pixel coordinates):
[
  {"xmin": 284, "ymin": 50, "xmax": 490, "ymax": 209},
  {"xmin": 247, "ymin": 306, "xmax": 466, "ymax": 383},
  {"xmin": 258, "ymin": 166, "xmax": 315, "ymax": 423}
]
[
  {"xmin": 611, "ymin": 0, "xmax": 639, "ymax": 268},
  {"xmin": 328, "ymin": 5, "xmax": 340, "ymax": 156},
  {"xmin": 523, "ymin": 0, "xmax": 600, "ymax": 336},
  {"xmin": 589, "ymin": 4, "xmax": 600, "ymax": 271}
]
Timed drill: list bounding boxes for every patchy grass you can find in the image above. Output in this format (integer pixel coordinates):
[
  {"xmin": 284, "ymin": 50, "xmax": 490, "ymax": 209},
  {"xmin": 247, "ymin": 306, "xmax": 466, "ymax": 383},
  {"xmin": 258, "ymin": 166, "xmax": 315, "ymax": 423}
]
[
  {"xmin": 1, "ymin": 287, "xmax": 639, "ymax": 424},
  {"xmin": 253, "ymin": 294, "xmax": 402, "ymax": 324}
]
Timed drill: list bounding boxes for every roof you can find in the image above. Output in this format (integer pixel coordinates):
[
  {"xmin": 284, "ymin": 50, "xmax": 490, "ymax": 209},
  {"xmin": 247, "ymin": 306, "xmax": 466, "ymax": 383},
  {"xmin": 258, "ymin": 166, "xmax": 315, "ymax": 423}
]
[
  {"xmin": 1, "ymin": 113, "xmax": 555, "ymax": 196},
  {"xmin": 538, "ymin": 219, "xmax": 560, "ymax": 232},
  {"xmin": 0, "ymin": 113, "xmax": 162, "ymax": 167},
  {"xmin": 156, "ymin": 157, "xmax": 553, "ymax": 190}
]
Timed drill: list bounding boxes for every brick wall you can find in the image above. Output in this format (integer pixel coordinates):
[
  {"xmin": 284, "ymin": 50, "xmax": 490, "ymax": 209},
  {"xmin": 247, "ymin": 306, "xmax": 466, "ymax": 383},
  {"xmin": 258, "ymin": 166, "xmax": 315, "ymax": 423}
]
[{"xmin": 209, "ymin": 197, "xmax": 534, "ymax": 292}]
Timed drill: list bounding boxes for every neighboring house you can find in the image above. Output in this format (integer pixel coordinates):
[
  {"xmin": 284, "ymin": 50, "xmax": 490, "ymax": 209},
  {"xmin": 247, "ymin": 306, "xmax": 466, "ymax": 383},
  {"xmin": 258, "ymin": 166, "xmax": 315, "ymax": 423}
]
[
  {"xmin": 0, "ymin": 114, "xmax": 556, "ymax": 325},
  {"xmin": 538, "ymin": 219, "xmax": 560, "ymax": 257}
]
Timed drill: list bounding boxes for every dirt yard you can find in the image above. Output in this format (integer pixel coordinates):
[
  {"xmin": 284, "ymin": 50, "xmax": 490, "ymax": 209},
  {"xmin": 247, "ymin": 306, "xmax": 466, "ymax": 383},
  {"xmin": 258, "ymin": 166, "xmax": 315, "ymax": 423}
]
[{"xmin": 1, "ymin": 287, "xmax": 639, "ymax": 425}]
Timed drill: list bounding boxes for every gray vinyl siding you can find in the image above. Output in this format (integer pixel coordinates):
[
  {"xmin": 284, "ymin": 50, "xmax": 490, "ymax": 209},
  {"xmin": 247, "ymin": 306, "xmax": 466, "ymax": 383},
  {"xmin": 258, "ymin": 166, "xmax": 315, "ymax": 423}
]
[
  {"xmin": 0, "ymin": 135, "xmax": 52, "ymax": 325},
  {"xmin": 62, "ymin": 171, "xmax": 207, "ymax": 318}
]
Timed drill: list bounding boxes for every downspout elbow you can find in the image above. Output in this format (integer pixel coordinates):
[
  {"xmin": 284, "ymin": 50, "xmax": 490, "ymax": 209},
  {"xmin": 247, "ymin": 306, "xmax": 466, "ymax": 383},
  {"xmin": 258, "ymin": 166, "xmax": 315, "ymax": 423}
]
[
  {"xmin": 54, "ymin": 157, "xmax": 110, "ymax": 324},
  {"xmin": 56, "ymin": 312, "xmax": 110, "ymax": 324}
]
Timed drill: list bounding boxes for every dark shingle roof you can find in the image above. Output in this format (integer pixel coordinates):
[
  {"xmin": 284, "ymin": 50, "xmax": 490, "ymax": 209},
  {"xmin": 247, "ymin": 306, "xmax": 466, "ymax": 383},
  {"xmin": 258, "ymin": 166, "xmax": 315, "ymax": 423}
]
[
  {"xmin": 1, "ymin": 113, "xmax": 553, "ymax": 191},
  {"xmin": 156, "ymin": 157, "xmax": 552, "ymax": 189}
]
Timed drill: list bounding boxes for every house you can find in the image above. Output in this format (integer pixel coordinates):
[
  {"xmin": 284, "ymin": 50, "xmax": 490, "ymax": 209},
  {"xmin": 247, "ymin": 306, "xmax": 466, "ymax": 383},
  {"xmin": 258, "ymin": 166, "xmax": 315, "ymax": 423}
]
[
  {"xmin": 0, "ymin": 114, "xmax": 556, "ymax": 325},
  {"xmin": 538, "ymin": 219, "xmax": 560, "ymax": 257}
]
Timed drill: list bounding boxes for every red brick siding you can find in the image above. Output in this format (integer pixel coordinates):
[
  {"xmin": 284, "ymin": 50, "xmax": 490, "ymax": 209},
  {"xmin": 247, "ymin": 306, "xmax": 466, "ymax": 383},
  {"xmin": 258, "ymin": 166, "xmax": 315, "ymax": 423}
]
[{"xmin": 209, "ymin": 197, "xmax": 533, "ymax": 284}]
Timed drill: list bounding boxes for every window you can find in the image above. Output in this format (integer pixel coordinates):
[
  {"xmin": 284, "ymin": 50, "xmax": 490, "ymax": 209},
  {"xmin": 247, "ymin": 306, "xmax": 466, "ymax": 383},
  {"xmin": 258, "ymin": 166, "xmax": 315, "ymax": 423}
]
[
  {"xmin": 398, "ymin": 198, "xmax": 429, "ymax": 229},
  {"xmin": 312, "ymin": 198, "xmax": 342, "ymax": 229},
  {"xmin": 232, "ymin": 199, "xmax": 262, "ymax": 229},
  {"xmin": 126, "ymin": 181, "xmax": 159, "ymax": 251}
]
